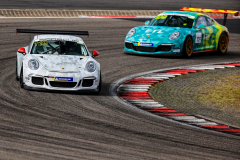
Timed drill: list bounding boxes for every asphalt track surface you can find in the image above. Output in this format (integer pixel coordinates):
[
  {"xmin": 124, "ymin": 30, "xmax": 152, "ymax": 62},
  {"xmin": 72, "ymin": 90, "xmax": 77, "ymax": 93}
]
[
  {"xmin": 1, "ymin": 0, "xmax": 240, "ymax": 10},
  {"xmin": 0, "ymin": 17, "xmax": 239, "ymax": 159}
]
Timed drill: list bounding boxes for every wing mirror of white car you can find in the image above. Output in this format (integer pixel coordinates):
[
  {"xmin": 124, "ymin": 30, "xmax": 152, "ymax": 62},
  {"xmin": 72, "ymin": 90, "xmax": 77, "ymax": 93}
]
[
  {"xmin": 92, "ymin": 50, "xmax": 99, "ymax": 58},
  {"xmin": 197, "ymin": 24, "xmax": 206, "ymax": 30},
  {"xmin": 145, "ymin": 20, "xmax": 150, "ymax": 26},
  {"xmin": 18, "ymin": 48, "xmax": 26, "ymax": 55}
]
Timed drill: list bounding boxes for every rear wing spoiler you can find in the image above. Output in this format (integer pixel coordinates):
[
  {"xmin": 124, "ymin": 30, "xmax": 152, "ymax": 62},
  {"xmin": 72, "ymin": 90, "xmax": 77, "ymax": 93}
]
[
  {"xmin": 16, "ymin": 29, "xmax": 89, "ymax": 36},
  {"xmin": 179, "ymin": 7, "xmax": 239, "ymax": 26}
]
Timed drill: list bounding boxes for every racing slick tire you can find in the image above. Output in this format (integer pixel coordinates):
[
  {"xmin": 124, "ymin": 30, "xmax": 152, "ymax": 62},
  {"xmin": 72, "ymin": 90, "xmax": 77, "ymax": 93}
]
[
  {"xmin": 96, "ymin": 73, "xmax": 102, "ymax": 93},
  {"xmin": 217, "ymin": 32, "xmax": 228, "ymax": 55},
  {"xmin": 16, "ymin": 60, "xmax": 19, "ymax": 81},
  {"xmin": 19, "ymin": 67, "xmax": 24, "ymax": 88},
  {"xmin": 182, "ymin": 36, "xmax": 193, "ymax": 58}
]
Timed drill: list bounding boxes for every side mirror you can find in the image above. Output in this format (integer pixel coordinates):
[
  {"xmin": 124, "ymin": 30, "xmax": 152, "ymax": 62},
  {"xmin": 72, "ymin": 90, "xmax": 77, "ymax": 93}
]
[
  {"xmin": 145, "ymin": 20, "xmax": 150, "ymax": 26},
  {"xmin": 92, "ymin": 50, "xmax": 99, "ymax": 57},
  {"xmin": 197, "ymin": 24, "xmax": 206, "ymax": 30},
  {"xmin": 18, "ymin": 48, "xmax": 26, "ymax": 55}
]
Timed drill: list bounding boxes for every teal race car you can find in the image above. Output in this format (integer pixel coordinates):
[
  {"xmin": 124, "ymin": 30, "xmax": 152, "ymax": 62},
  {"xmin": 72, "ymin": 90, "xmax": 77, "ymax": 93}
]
[{"xmin": 124, "ymin": 10, "xmax": 230, "ymax": 57}]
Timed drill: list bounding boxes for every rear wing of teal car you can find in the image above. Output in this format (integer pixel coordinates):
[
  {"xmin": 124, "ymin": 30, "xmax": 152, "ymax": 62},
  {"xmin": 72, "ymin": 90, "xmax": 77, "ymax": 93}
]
[{"xmin": 179, "ymin": 7, "xmax": 239, "ymax": 26}]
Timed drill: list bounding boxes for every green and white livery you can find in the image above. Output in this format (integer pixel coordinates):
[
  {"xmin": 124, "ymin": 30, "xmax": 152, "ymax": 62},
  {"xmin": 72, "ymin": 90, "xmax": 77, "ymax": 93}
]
[{"xmin": 124, "ymin": 11, "xmax": 229, "ymax": 57}]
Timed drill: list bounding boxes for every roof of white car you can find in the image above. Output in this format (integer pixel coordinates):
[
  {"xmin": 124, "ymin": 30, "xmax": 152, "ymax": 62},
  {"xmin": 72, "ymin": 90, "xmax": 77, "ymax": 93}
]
[{"xmin": 33, "ymin": 34, "xmax": 84, "ymax": 43}]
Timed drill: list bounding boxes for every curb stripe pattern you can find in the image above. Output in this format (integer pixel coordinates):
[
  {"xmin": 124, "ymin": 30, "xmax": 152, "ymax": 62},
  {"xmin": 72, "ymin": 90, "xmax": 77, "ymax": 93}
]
[{"xmin": 117, "ymin": 63, "xmax": 240, "ymax": 137}]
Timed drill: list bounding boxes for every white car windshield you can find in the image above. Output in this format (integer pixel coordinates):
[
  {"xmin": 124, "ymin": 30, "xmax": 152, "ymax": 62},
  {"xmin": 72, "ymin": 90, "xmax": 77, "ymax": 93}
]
[{"xmin": 31, "ymin": 40, "xmax": 89, "ymax": 56}]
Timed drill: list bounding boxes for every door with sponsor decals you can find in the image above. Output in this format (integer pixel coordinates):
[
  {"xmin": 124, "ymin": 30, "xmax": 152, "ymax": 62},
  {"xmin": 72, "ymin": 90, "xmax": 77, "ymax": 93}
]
[
  {"xmin": 194, "ymin": 16, "xmax": 210, "ymax": 51},
  {"xmin": 205, "ymin": 17, "xmax": 217, "ymax": 50}
]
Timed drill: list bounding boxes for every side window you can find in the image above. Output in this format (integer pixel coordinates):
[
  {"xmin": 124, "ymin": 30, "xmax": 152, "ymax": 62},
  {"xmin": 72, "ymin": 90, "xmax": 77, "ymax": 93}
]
[
  {"xmin": 195, "ymin": 16, "xmax": 207, "ymax": 28},
  {"xmin": 81, "ymin": 45, "xmax": 88, "ymax": 56},
  {"xmin": 207, "ymin": 17, "xmax": 214, "ymax": 26}
]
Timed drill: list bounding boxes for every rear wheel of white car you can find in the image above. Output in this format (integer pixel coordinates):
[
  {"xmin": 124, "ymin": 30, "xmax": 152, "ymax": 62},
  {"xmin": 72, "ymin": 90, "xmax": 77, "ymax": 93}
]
[
  {"xmin": 15, "ymin": 60, "xmax": 19, "ymax": 81},
  {"xmin": 19, "ymin": 67, "xmax": 24, "ymax": 88},
  {"xmin": 182, "ymin": 36, "xmax": 193, "ymax": 58}
]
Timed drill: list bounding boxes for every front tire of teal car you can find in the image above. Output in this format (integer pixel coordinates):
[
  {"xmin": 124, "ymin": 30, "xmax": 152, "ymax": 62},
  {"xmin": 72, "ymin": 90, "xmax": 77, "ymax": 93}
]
[
  {"xmin": 217, "ymin": 32, "xmax": 228, "ymax": 55},
  {"xmin": 182, "ymin": 36, "xmax": 193, "ymax": 58}
]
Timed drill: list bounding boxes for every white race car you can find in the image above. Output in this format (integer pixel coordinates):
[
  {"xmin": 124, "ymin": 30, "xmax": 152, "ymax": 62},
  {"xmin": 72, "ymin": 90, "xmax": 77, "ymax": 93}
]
[{"xmin": 16, "ymin": 29, "xmax": 101, "ymax": 93}]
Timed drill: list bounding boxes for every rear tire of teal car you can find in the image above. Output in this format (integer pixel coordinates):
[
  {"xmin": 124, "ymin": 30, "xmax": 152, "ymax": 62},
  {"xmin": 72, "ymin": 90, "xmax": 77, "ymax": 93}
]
[
  {"xmin": 217, "ymin": 32, "xmax": 228, "ymax": 55},
  {"xmin": 182, "ymin": 36, "xmax": 193, "ymax": 58}
]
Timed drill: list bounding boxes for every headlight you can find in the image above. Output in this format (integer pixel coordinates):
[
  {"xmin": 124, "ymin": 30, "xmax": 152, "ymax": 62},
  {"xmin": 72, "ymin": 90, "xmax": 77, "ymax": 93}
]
[
  {"xmin": 169, "ymin": 32, "xmax": 180, "ymax": 40},
  {"xmin": 28, "ymin": 59, "xmax": 39, "ymax": 70},
  {"xmin": 86, "ymin": 61, "xmax": 96, "ymax": 72},
  {"xmin": 128, "ymin": 28, "xmax": 136, "ymax": 37}
]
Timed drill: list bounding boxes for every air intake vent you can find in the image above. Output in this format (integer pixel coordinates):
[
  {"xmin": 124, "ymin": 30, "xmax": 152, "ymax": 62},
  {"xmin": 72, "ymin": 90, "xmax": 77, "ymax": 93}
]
[
  {"xmin": 82, "ymin": 79, "xmax": 94, "ymax": 87},
  {"xmin": 50, "ymin": 81, "xmax": 77, "ymax": 88},
  {"xmin": 32, "ymin": 77, "xmax": 44, "ymax": 85},
  {"xmin": 125, "ymin": 42, "xmax": 134, "ymax": 49}
]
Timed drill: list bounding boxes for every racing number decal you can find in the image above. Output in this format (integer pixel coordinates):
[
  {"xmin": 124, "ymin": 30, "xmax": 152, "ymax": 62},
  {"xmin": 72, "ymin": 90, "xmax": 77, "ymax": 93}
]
[{"xmin": 195, "ymin": 32, "xmax": 202, "ymax": 43}]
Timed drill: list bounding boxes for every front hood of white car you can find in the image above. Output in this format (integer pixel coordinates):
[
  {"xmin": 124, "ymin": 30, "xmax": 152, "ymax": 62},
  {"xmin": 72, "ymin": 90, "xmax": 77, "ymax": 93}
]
[{"xmin": 32, "ymin": 55, "xmax": 89, "ymax": 72}]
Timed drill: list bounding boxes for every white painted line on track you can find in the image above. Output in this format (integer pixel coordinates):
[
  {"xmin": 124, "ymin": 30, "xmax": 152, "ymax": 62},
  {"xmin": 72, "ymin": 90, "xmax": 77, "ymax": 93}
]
[
  {"xmin": 180, "ymin": 118, "xmax": 207, "ymax": 123},
  {"xmin": 118, "ymin": 89, "xmax": 149, "ymax": 92},
  {"xmin": 146, "ymin": 74, "xmax": 176, "ymax": 77},
  {"xmin": 188, "ymin": 65, "xmax": 225, "ymax": 69},
  {"xmin": 189, "ymin": 122, "xmax": 219, "ymax": 126},
  {"xmin": 140, "ymin": 76, "xmax": 170, "ymax": 80},
  {"xmin": 169, "ymin": 116, "xmax": 196, "ymax": 120},
  {"xmin": 119, "ymin": 84, "xmax": 151, "ymax": 88},
  {"xmin": 154, "ymin": 73, "xmax": 181, "ymax": 76},
  {"xmin": 125, "ymin": 100, "xmax": 155, "ymax": 102},
  {"xmin": 213, "ymin": 65, "xmax": 235, "ymax": 68}
]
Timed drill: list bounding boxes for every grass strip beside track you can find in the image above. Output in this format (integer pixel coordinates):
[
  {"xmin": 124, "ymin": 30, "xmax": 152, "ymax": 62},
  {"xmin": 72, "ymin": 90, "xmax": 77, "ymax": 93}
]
[{"xmin": 197, "ymin": 74, "xmax": 240, "ymax": 112}]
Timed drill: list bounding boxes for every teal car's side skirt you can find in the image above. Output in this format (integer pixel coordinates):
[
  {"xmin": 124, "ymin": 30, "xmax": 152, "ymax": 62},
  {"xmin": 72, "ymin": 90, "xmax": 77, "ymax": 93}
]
[{"xmin": 123, "ymin": 49, "xmax": 182, "ymax": 56}]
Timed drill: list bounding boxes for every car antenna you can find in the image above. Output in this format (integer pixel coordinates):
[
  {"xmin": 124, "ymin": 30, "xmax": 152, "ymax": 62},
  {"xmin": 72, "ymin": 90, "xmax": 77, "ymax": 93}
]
[{"xmin": 190, "ymin": 0, "xmax": 192, "ymax": 7}]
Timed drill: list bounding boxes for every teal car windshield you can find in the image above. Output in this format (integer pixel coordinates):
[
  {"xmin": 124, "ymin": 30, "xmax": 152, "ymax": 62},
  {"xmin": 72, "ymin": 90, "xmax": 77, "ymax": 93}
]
[
  {"xmin": 148, "ymin": 15, "xmax": 194, "ymax": 28},
  {"xmin": 31, "ymin": 40, "xmax": 89, "ymax": 56}
]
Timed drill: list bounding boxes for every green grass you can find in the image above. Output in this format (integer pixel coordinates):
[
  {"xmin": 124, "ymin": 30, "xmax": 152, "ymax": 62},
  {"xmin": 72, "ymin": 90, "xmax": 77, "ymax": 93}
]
[{"xmin": 197, "ymin": 75, "xmax": 240, "ymax": 113}]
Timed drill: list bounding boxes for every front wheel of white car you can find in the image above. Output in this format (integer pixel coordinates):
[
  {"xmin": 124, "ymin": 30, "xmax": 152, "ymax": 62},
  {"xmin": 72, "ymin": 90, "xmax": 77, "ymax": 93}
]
[
  {"xmin": 19, "ymin": 67, "xmax": 24, "ymax": 88},
  {"xmin": 16, "ymin": 60, "xmax": 19, "ymax": 81},
  {"xmin": 96, "ymin": 73, "xmax": 102, "ymax": 93}
]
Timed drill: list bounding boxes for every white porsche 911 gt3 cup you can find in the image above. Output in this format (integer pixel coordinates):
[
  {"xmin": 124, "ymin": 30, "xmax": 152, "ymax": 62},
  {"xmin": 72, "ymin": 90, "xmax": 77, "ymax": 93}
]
[{"xmin": 16, "ymin": 29, "xmax": 101, "ymax": 93}]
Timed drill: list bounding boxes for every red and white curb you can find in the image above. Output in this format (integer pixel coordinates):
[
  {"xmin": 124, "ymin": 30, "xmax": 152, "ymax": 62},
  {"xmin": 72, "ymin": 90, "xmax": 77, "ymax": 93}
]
[{"xmin": 110, "ymin": 62, "xmax": 240, "ymax": 137}]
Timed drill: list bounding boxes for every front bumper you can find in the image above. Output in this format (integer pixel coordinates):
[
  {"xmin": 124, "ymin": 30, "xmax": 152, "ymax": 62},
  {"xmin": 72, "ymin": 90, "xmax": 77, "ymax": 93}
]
[
  {"xmin": 23, "ymin": 68, "xmax": 100, "ymax": 91},
  {"xmin": 124, "ymin": 39, "xmax": 182, "ymax": 55}
]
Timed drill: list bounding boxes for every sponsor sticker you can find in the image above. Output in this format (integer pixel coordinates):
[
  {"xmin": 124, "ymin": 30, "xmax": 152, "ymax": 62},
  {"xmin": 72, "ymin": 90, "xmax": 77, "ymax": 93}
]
[
  {"xmin": 34, "ymin": 41, "xmax": 48, "ymax": 46},
  {"xmin": 77, "ymin": 42, "xmax": 84, "ymax": 45},
  {"xmin": 156, "ymin": 15, "xmax": 168, "ymax": 19},
  {"xmin": 173, "ymin": 47, "xmax": 180, "ymax": 52},
  {"xmin": 195, "ymin": 32, "xmax": 202, "ymax": 43},
  {"xmin": 157, "ymin": 13, "xmax": 195, "ymax": 19},
  {"xmin": 138, "ymin": 42, "xmax": 154, "ymax": 47},
  {"xmin": 52, "ymin": 77, "xmax": 73, "ymax": 81}
]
